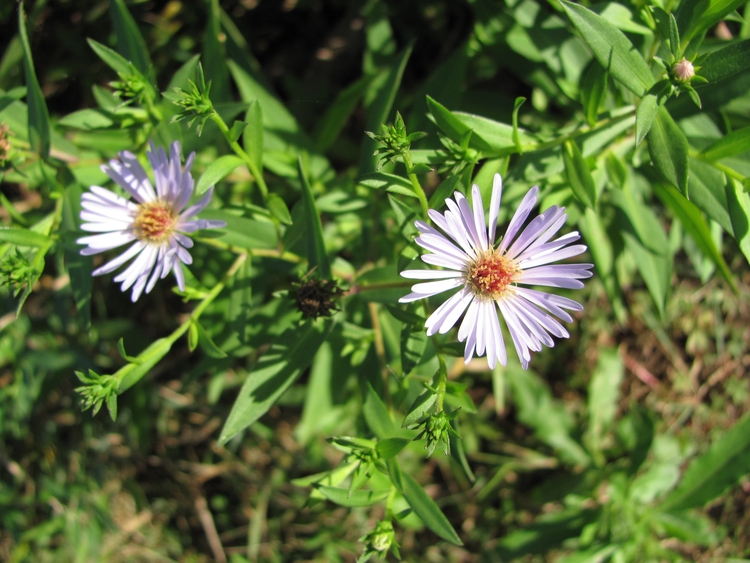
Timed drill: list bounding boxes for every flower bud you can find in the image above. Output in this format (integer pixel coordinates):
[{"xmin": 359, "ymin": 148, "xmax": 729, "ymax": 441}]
[{"xmin": 673, "ymin": 58, "xmax": 695, "ymax": 82}]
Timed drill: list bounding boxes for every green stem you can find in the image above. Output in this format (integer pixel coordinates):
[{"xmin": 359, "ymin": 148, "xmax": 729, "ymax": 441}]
[
  {"xmin": 401, "ymin": 149, "xmax": 429, "ymax": 218},
  {"xmin": 691, "ymin": 152, "xmax": 746, "ymax": 182},
  {"xmin": 195, "ymin": 236, "xmax": 303, "ymax": 263},
  {"xmin": 435, "ymin": 352, "xmax": 448, "ymax": 411},
  {"xmin": 210, "ymin": 113, "xmax": 269, "ymax": 200}
]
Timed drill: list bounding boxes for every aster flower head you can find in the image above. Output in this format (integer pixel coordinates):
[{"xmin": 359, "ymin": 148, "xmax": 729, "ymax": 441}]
[
  {"xmin": 77, "ymin": 141, "xmax": 226, "ymax": 302},
  {"xmin": 399, "ymin": 174, "xmax": 593, "ymax": 369}
]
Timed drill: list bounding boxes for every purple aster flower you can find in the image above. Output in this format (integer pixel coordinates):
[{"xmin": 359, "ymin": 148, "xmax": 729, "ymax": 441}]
[
  {"xmin": 77, "ymin": 141, "xmax": 226, "ymax": 302},
  {"xmin": 399, "ymin": 174, "xmax": 593, "ymax": 369}
]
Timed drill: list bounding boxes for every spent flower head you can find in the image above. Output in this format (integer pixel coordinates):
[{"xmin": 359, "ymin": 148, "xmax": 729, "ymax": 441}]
[
  {"xmin": 400, "ymin": 174, "xmax": 592, "ymax": 369},
  {"xmin": 77, "ymin": 140, "xmax": 226, "ymax": 301},
  {"xmin": 366, "ymin": 112, "xmax": 427, "ymax": 170},
  {"xmin": 294, "ymin": 277, "xmax": 345, "ymax": 319},
  {"xmin": 164, "ymin": 63, "xmax": 215, "ymax": 136}
]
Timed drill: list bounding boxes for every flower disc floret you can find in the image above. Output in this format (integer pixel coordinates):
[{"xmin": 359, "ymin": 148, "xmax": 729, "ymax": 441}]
[
  {"xmin": 468, "ymin": 250, "xmax": 520, "ymax": 299},
  {"xmin": 77, "ymin": 140, "xmax": 226, "ymax": 302},
  {"xmin": 133, "ymin": 201, "xmax": 177, "ymax": 243},
  {"xmin": 399, "ymin": 174, "xmax": 593, "ymax": 369}
]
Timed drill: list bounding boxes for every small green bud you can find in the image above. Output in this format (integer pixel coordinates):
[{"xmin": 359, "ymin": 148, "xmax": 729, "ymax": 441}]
[{"xmin": 359, "ymin": 520, "xmax": 399, "ymax": 562}]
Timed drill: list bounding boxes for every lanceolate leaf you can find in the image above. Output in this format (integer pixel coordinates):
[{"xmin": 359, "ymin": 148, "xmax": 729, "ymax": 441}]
[
  {"xmin": 218, "ymin": 319, "xmax": 333, "ymax": 445},
  {"xmin": 660, "ymin": 412, "xmax": 750, "ymax": 511},
  {"xmin": 315, "ymin": 486, "xmax": 390, "ymax": 508},
  {"xmin": 647, "ymin": 107, "xmax": 690, "ymax": 197},
  {"xmin": 0, "ymin": 227, "xmax": 53, "ymax": 248},
  {"xmin": 298, "ymin": 157, "xmax": 332, "ymax": 279},
  {"xmin": 387, "ymin": 459, "xmax": 463, "ymax": 545},
  {"xmin": 195, "ymin": 155, "xmax": 245, "ymax": 195},
  {"xmin": 700, "ymin": 126, "xmax": 750, "ymax": 161},
  {"xmin": 563, "ymin": 139, "xmax": 596, "ymax": 208},
  {"xmin": 699, "ymin": 38, "xmax": 750, "ymax": 83},
  {"xmin": 359, "ymin": 44, "xmax": 413, "ymax": 174},
  {"xmin": 109, "ymin": 0, "xmax": 153, "ymax": 78},
  {"xmin": 679, "ymin": 0, "xmax": 748, "ymax": 44},
  {"xmin": 654, "ymin": 183, "xmax": 737, "ymax": 292},
  {"xmin": 244, "ymin": 99, "xmax": 264, "ymax": 173},
  {"xmin": 560, "ymin": 1, "xmax": 654, "ymax": 97},
  {"xmin": 18, "ymin": 2, "xmax": 51, "ymax": 159},
  {"xmin": 580, "ymin": 59, "xmax": 607, "ymax": 126},
  {"xmin": 725, "ymin": 178, "xmax": 750, "ymax": 265},
  {"xmin": 636, "ymin": 80, "xmax": 670, "ymax": 146}
]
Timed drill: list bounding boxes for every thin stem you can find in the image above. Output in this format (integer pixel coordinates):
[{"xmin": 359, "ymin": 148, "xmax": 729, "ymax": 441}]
[
  {"xmin": 210, "ymin": 113, "xmax": 269, "ymax": 199},
  {"xmin": 195, "ymin": 236, "xmax": 303, "ymax": 263},
  {"xmin": 401, "ymin": 149, "xmax": 430, "ymax": 218}
]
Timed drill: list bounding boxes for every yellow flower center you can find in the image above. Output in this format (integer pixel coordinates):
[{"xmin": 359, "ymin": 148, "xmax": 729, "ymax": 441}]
[
  {"xmin": 133, "ymin": 201, "xmax": 176, "ymax": 243},
  {"xmin": 467, "ymin": 249, "xmax": 520, "ymax": 299}
]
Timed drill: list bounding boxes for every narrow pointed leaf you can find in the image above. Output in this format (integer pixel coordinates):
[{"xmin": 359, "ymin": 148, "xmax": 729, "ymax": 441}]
[
  {"xmin": 244, "ymin": 99, "xmax": 263, "ymax": 173},
  {"xmin": 660, "ymin": 412, "xmax": 750, "ymax": 510},
  {"xmin": 560, "ymin": 1, "xmax": 654, "ymax": 96},
  {"xmin": 563, "ymin": 139, "xmax": 596, "ymax": 208},
  {"xmin": 18, "ymin": 2, "xmax": 50, "ymax": 158},
  {"xmin": 700, "ymin": 126, "xmax": 750, "ymax": 161},
  {"xmin": 654, "ymin": 183, "xmax": 737, "ymax": 291},
  {"xmin": 109, "ymin": 0, "xmax": 153, "ymax": 77},
  {"xmin": 648, "ymin": 107, "xmax": 690, "ymax": 197},
  {"xmin": 315, "ymin": 486, "xmax": 391, "ymax": 508},
  {"xmin": 196, "ymin": 155, "xmax": 245, "ymax": 195},
  {"xmin": 297, "ymin": 157, "xmax": 331, "ymax": 279},
  {"xmin": 218, "ymin": 319, "xmax": 332, "ymax": 445}
]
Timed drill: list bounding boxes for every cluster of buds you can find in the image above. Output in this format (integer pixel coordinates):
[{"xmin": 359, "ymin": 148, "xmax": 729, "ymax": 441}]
[
  {"xmin": 412, "ymin": 409, "xmax": 460, "ymax": 457},
  {"xmin": 436, "ymin": 129, "xmax": 479, "ymax": 176},
  {"xmin": 366, "ymin": 112, "xmax": 427, "ymax": 171},
  {"xmin": 163, "ymin": 63, "xmax": 215, "ymax": 136},
  {"xmin": 359, "ymin": 520, "xmax": 400, "ymax": 562},
  {"xmin": 110, "ymin": 67, "xmax": 154, "ymax": 107},
  {"xmin": 0, "ymin": 249, "xmax": 34, "ymax": 296}
]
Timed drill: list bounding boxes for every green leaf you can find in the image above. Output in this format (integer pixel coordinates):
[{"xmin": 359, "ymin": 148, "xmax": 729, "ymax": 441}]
[
  {"xmin": 87, "ymin": 38, "xmax": 133, "ymax": 76},
  {"xmin": 495, "ymin": 507, "xmax": 600, "ymax": 559},
  {"xmin": 585, "ymin": 348, "xmax": 624, "ymax": 454},
  {"xmin": 579, "ymin": 208, "xmax": 627, "ymax": 324},
  {"xmin": 652, "ymin": 7, "xmax": 682, "ymax": 61},
  {"xmin": 363, "ymin": 382, "xmax": 396, "ymax": 439},
  {"xmin": 426, "ymin": 96, "xmax": 491, "ymax": 153},
  {"xmin": 357, "ymin": 172, "xmax": 414, "ymax": 194},
  {"xmin": 636, "ymin": 80, "xmax": 670, "ymax": 146},
  {"xmin": 58, "ymin": 109, "xmax": 114, "ymax": 130},
  {"xmin": 512, "ymin": 97, "xmax": 526, "ymax": 154},
  {"xmin": 314, "ymin": 75, "xmax": 373, "ymax": 153},
  {"xmin": 0, "ymin": 227, "xmax": 53, "ymax": 248},
  {"xmin": 359, "ymin": 44, "xmax": 413, "ymax": 174},
  {"xmin": 700, "ymin": 126, "xmax": 750, "ymax": 161},
  {"xmin": 297, "ymin": 157, "xmax": 331, "ymax": 279},
  {"xmin": 402, "ymin": 391, "xmax": 439, "ymax": 429},
  {"xmin": 560, "ymin": 1, "xmax": 654, "ymax": 97},
  {"xmin": 198, "ymin": 210, "xmax": 277, "ymax": 250},
  {"xmin": 18, "ymin": 3, "xmax": 51, "ymax": 158},
  {"xmin": 507, "ymin": 364, "xmax": 591, "ymax": 466},
  {"xmin": 428, "ymin": 175, "xmax": 462, "ymax": 209},
  {"xmin": 654, "ymin": 183, "xmax": 737, "ymax": 291},
  {"xmin": 109, "ymin": 0, "xmax": 153, "ymax": 77},
  {"xmin": 725, "ymin": 178, "xmax": 750, "ymax": 264},
  {"xmin": 266, "ymin": 193, "xmax": 292, "ymax": 225},
  {"xmin": 580, "ymin": 59, "xmax": 608, "ymax": 127},
  {"xmin": 315, "ymin": 486, "xmax": 390, "ymax": 508},
  {"xmin": 400, "ymin": 323, "xmax": 426, "ymax": 376},
  {"xmin": 387, "ymin": 459, "xmax": 463, "ymax": 545},
  {"xmin": 218, "ymin": 319, "xmax": 332, "ymax": 445},
  {"xmin": 61, "ymin": 182, "xmax": 92, "ymax": 328},
  {"xmin": 118, "ymin": 337, "xmax": 174, "ymax": 392},
  {"xmin": 563, "ymin": 139, "xmax": 596, "ymax": 208},
  {"xmin": 699, "ymin": 38, "xmax": 750, "ymax": 83},
  {"xmin": 202, "ymin": 0, "xmax": 230, "ymax": 102},
  {"xmin": 688, "ymin": 158, "xmax": 733, "ymax": 235},
  {"xmin": 195, "ymin": 155, "xmax": 245, "ymax": 195},
  {"xmin": 648, "ymin": 107, "xmax": 690, "ymax": 197},
  {"xmin": 375, "ymin": 438, "xmax": 410, "ymax": 459},
  {"xmin": 660, "ymin": 411, "xmax": 750, "ymax": 510},
  {"xmin": 192, "ymin": 320, "xmax": 227, "ymax": 358},
  {"xmin": 680, "ymin": 0, "xmax": 747, "ymax": 43},
  {"xmin": 243, "ymin": 99, "xmax": 263, "ymax": 173}
]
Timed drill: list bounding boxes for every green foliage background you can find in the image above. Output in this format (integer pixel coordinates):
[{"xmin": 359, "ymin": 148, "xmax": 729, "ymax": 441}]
[{"xmin": 1, "ymin": 0, "xmax": 750, "ymax": 561}]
